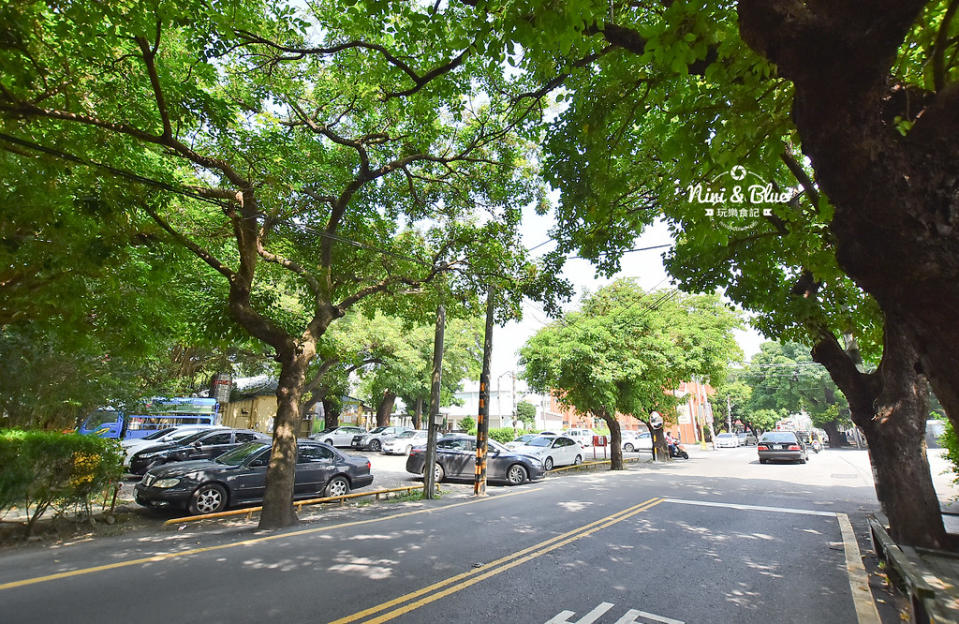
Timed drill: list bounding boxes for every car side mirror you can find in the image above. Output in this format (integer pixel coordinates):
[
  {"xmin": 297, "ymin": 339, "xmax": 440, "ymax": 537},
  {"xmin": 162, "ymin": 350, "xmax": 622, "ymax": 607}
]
[{"xmin": 193, "ymin": 441, "xmax": 202, "ymax": 448}]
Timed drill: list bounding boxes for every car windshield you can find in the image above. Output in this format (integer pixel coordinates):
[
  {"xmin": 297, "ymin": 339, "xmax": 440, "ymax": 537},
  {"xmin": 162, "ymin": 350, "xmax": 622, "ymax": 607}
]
[
  {"xmin": 142, "ymin": 427, "xmax": 176, "ymax": 440},
  {"xmin": 717, "ymin": 433, "xmax": 735, "ymax": 439},
  {"xmin": 317, "ymin": 427, "xmax": 335, "ymax": 434},
  {"xmin": 395, "ymin": 430, "xmax": 418, "ymax": 439},
  {"xmin": 761, "ymin": 432, "xmax": 799, "ymax": 443},
  {"xmin": 175, "ymin": 430, "xmax": 212, "ymax": 445},
  {"xmin": 369, "ymin": 427, "xmax": 386, "ymax": 434},
  {"xmin": 169, "ymin": 428, "xmax": 208, "ymax": 442},
  {"xmin": 215, "ymin": 442, "xmax": 268, "ymax": 466},
  {"xmin": 525, "ymin": 436, "xmax": 554, "ymax": 447}
]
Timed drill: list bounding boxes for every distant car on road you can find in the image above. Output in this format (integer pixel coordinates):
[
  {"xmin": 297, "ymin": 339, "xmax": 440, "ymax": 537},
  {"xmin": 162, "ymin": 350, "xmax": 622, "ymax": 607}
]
[
  {"xmin": 312, "ymin": 426, "xmax": 367, "ymax": 447},
  {"xmin": 621, "ymin": 430, "xmax": 652, "ymax": 452},
  {"xmin": 737, "ymin": 431, "xmax": 758, "ymax": 446},
  {"xmin": 406, "ymin": 434, "xmax": 545, "ymax": 485},
  {"xmin": 382, "ymin": 429, "xmax": 428, "ymax": 455},
  {"xmin": 135, "ymin": 440, "xmax": 373, "ymax": 515},
  {"xmin": 351, "ymin": 426, "xmax": 411, "ymax": 452},
  {"xmin": 128, "ymin": 428, "xmax": 268, "ymax": 475},
  {"xmin": 511, "ymin": 435, "xmax": 583, "ymax": 470},
  {"xmin": 757, "ymin": 431, "xmax": 808, "ymax": 464},
  {"xmin": 715, "ymin": 433, "xmax": 741, "ymax": 448}
]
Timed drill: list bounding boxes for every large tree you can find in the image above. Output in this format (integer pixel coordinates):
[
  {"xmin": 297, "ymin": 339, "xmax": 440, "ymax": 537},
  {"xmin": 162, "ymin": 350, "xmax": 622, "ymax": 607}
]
[
  {"xmin": 0, "ymin": 1, "xmax": 563, "ymax": 528},
  {"xmin": 521, "ymin": 280, "xmax": 741, "ymax": 468},
  {"xmin": 485, "ymin": 0, "xmax": 951, "ymax": 549}
]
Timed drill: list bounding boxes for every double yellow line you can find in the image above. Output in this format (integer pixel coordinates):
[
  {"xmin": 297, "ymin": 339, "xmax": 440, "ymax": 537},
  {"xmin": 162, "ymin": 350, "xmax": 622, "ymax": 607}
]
[{"xmin": 332, "ymin": 496, "xmax": 664, "ymax": 624}]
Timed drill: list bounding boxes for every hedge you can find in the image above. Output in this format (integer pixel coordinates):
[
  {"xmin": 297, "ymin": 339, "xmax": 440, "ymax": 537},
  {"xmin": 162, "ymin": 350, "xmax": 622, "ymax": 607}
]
[{"xmin": 0, "ymin": 430, "xmax": 123, "ymax": 534}]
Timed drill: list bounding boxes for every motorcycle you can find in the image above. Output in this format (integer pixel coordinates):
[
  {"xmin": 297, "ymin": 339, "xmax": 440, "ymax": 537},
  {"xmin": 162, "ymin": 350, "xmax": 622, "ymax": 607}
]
[{"xmin": 668, "ymin": 441, "xmax": 689, "ymax": 460}]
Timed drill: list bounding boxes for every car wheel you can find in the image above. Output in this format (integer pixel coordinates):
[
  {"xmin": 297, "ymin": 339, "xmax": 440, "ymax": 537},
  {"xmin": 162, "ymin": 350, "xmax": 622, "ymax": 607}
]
[
  {"xmin": 188, "ymin": 483, "xmax": 228, "ymax": 515},
  {"xmin": 370, "ymin": 439, "xmax": 382, "ymax": 452},
  {"xmin": 624, "ymin": 443, "xmax": 634, "ymax": 452},
  {"xmin": 573, "ymin": 455, "xmax": 582, "ymax": 465},
  {"xmin": 506, "ymin": 464, "xmax": 528, "ymax": 485},
  {"xmin": 324, "ymin": 438, "xmax": 334, "ymax": 446},
  {"xmin": 325, "ymin": 475, "xmax": 350, "ymax": 497},
  {"xmin": 424, "ymin": 462, "xmax": 445, "ymax": 483},
  {"xmin": 544, "ymin": 457, "xmax": 554, "ymax": 471}
]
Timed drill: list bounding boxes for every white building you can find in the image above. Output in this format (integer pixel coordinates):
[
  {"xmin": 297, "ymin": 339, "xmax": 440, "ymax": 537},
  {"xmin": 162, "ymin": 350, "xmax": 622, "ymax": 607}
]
[{"xmin": 445, "ymin": 379, "xmax": 565, "ymax": 431}]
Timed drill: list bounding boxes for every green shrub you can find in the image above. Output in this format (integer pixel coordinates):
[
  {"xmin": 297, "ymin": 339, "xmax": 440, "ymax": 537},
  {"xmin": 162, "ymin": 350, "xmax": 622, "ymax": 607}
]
[
  {"xmin": 463, "ymin": 427, "xmax": 521, "ymax": 444},
  {"xmin": 0, "ymin": 430, "xmax": 123, "ymax": 534},
  {"xmin": 489, "ymin": 427, "xmax": 516, "ymax": 444},
  {"xmin": 941, "ymin": 420, "xmax": 959, "ymax": 484}
]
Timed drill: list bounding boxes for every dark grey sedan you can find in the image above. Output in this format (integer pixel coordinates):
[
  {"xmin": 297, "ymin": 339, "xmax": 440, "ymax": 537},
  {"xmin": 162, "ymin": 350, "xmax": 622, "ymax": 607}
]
[
  {"xmin": 135, "ymin": 441, "xmax": 374, "ymax": 515},
  {"xmin": 405, "ymin": 434, "xmax": 546, "ymax": 485},
  {"xmin": 757, "ymin": 431, "xmax": 808, "ymax": 464}
]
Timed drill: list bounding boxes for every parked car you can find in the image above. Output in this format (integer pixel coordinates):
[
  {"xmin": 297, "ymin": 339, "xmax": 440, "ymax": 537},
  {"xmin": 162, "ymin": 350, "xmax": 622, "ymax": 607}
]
[
  {"xmin": 715, "ymin": 432, "xmax": 741, "ymax": 448},
  {"xmin": 505, "ymin": 433, "xmax": 539, "ymax": 449},
  {"xmin": 563, "ymin": 428, "xmax": 598, "ymax": 447},
  {"xmin": 382, "ymin": 429, "xmax": 428, "ymax": 455},
  {"xmin": 621, "ymin": 430, "xmax": 652, "ymax": 452},
  {"xmin": 737, "ymin": 431, "xmax": 758, "ymax": 446},
  {"xmin": 511, "ymin": 435, "xmax": 583, "ymax": 470},
  {"xmin": 120, "ymin": 425, "xmax": 227, "ymax": 468},
  {"xmin": 351, "ymin": 426, "xmax": 412, "ymax": 452},
  {"xmin": 406, "ymin": 434, "xmax": 545, "ymax": 485},
  {"xmin": 757, "ymin": 431, "xmax": 808, "ymax": 464},
  {"xmin": 135, "ymin": 440, "xmax": 374, "ymax": 514},
  {"xmin": 311, "ymin": 426, "xmax": 367, "ymax": 447},
  {"xmin": 128, "ymin": 428, "xmax": 268, "ymax": 475}
]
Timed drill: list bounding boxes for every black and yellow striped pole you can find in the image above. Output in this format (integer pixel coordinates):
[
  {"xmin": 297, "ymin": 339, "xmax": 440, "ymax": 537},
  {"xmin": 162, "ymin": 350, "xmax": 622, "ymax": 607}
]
[{"xmin": 474, "ymin": 290, "xmax": 495, "ymax": 496}]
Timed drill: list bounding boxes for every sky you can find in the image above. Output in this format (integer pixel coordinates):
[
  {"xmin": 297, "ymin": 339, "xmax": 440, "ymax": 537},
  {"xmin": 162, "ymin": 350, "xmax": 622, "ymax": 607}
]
[{"xmin": 488, "ymin": 206, "xmax": 766, "ymax": 383}]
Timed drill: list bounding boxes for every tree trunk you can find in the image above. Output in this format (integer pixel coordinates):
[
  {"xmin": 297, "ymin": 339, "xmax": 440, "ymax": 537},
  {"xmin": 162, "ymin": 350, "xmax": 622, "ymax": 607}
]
[
  {"xmin": 596, "ymin": 410, "xmax": 624, "ymax": 470},
  {"xmin": 650, "ymin": 426, "xmax": 668, "ymax": 462},
  {"xmin": 812, "ymin": 318, "xmax": 947, "ymax": 549},
  {"xmin": 259, "ymin": 350, "xmax": 310, "ymax": 530},
  {"xmin": 821, "ymin": 420, "xmax": 843, "ymax": 449},
  {"xmin": 322, "ymin": 398, "xmax": 340, "ymax": 430},
  {"xmin": 737, "ymin": 1, "xmax": 959, "ymax": 436},
  {"xmin": 413, "ymin": 397, "xmax": 423, "ymax": 429},
  {"xmin": 376, "ymin": 390, "xmax": 396, "ymax": 427}
]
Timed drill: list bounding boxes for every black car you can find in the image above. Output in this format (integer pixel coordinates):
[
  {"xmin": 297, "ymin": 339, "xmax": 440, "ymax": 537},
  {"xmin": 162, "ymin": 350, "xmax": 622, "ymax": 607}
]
[
  {"xmin": 757, "ymin": 431, "xmax": 809, "ymax": 464},
  {"xmin": 128, "ymin": 428, "xmax": 267, "ymax": 475},
  {"xmin": 135, "ymin": 440, "xmax": 374, "ymax": 515},
  {"xmin": 405, "ymin": 434, "xmax": 546, "ymax": 485}
]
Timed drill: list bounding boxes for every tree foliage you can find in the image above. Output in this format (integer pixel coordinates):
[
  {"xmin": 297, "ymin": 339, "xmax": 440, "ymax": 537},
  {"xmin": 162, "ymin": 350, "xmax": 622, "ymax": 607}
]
[{"xmin": 521, "ymin": 280, "xmax": 741, "ymax": 468}]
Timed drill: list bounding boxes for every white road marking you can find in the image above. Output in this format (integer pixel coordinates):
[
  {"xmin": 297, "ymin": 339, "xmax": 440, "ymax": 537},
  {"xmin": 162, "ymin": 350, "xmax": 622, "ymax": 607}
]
[
  {"xmin": 664, "ymin": 498, "xmax": 837, "ymax": 516},
  {"xmin": 837, "ymin": 513, "xmax": 882, "ymax": 624},
  {"xmin": 613, "ymin": 608, "xmax": 685, "ymax": 624},
  {"xmin": 545, "ymin": 602, "xmax": 615, "ymax": 624}
]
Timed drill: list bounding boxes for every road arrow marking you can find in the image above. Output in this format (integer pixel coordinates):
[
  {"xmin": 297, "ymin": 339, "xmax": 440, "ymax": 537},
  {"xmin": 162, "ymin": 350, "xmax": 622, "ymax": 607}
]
[
  {"xmin": 545, "ymin": 602, "xmax": 615, "ymax": 624},
  {"xmin": 613, "ymin": 608, "xmax": 685, "ymax": 624}
]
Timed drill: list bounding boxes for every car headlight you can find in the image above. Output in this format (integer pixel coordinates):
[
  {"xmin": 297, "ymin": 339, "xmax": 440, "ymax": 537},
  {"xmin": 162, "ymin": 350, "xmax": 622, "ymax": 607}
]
[{"xmin": 153, "ymin": 478, "xmax": 181, "ymax": 488}]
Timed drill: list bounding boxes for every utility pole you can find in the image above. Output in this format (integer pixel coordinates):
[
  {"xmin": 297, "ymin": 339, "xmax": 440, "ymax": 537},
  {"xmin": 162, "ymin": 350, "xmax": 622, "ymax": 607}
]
[
  {"xmin": 474, "ymin": 290, "xmax": 495, "ymax": 496},
  {"xmin": 423, "ymin": 305, "xmax": 445, "ymax": 499}
]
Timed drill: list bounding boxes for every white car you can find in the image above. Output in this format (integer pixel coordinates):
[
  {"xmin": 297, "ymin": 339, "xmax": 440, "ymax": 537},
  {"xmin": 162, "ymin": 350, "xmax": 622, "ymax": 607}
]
[
  {"xmin": 563, "ymin": 428, "xmax": 598, "ymax": 448},
  {"xmin": 513, "ymin": 435, "xmax": 583, "ymax": 471},
  {"xmin": 312, "ymin": 426, "xmax": 367, "ymax": 447},
  {"xmin": 715, "ymin": 432, "xmax": 741, "ymax": 448},
  {"xmin": 621, "ymin": 430, "xmax": 652, "ymax": 452},
  {"xmin": 120, "ymin": 425, "xmax": 227, "ymax": 468},
  {"xmin": 351, "ymin": 425, "xmax": 412, "ymax": 452},
  {"xmin": 382, "ymin": 430, "xmax": 429, "ymax": 455}
]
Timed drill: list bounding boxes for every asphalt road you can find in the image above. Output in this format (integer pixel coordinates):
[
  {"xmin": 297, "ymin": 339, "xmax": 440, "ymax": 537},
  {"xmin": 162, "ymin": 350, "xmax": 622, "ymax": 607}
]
[{"xmin": 1, "ymin": 446, "xmax": 917, "ymax": 624}]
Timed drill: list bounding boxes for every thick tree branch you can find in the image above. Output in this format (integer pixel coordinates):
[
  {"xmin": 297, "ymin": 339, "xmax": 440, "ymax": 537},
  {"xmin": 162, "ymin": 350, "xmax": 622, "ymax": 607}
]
[
  {"xmin": 135, "ymin": 30, "xmax": 173, "ymax": 139},
  {"xmin": 140, "ymin": 203, "xmax": 236, "ymax": 282}
]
